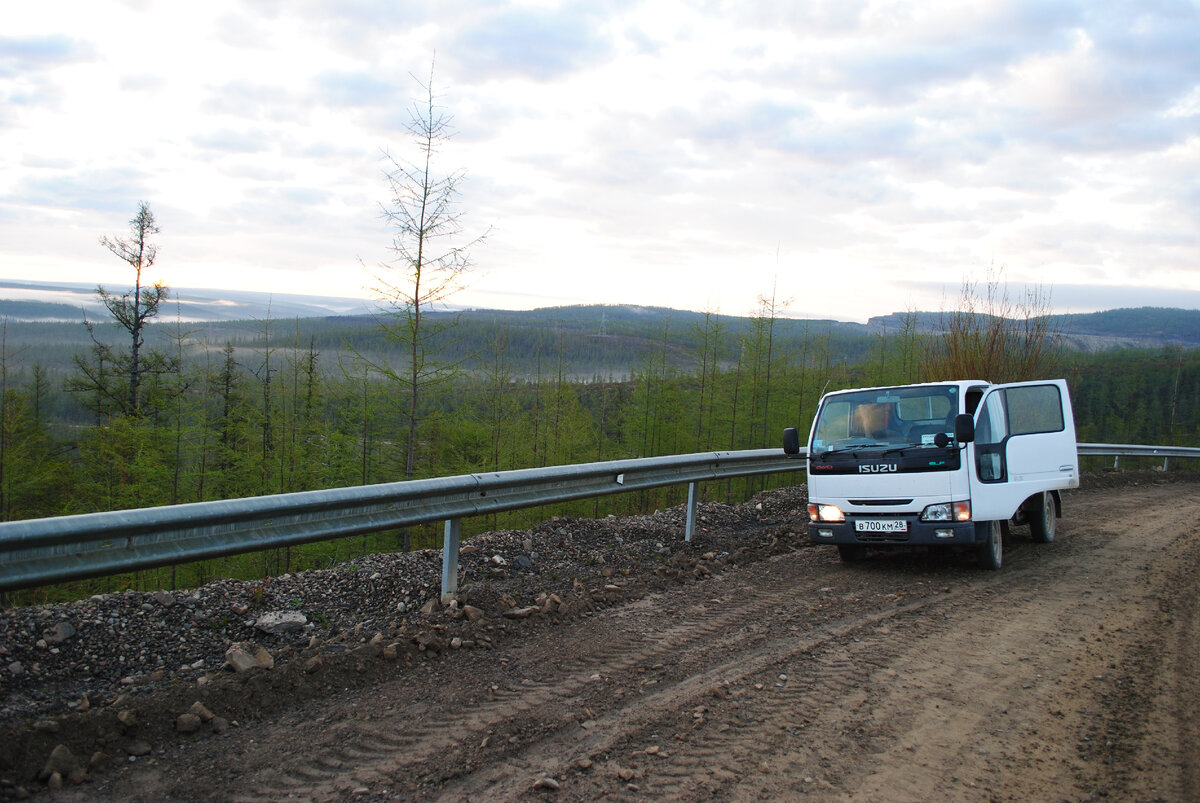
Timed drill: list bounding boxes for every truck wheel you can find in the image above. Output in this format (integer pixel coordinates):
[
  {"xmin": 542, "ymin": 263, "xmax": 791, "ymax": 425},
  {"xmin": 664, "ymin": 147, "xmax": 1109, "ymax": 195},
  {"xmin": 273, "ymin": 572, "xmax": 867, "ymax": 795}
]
[
  {"xmin": 837, "ymin": 544, "xmax": 868, "ymax": 562},
  {"xmin": 1029, "ymin": 491, "xmax": 1056, "ymax": 543},
  {"xmin": 975, "ymin": 520, "xmax": 1002, "ymax": 570}
]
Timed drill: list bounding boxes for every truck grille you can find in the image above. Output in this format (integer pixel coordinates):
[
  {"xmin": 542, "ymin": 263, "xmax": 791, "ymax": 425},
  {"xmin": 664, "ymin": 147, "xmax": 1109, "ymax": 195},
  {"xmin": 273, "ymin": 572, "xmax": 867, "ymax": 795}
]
[{"xmin": 855, "ymin": 531, "xmax": 911, "ymax": 544}]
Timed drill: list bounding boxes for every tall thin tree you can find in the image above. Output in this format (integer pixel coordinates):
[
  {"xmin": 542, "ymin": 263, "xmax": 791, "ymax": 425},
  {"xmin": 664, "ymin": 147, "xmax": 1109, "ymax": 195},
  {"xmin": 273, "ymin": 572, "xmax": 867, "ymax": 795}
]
[
  {"xmin": 365, "ymin": 61, "xmax": 488, "ymax": 478},
  {"xmin": 96, "ymin": 201, "xmax": 169, "ymax": 416}
]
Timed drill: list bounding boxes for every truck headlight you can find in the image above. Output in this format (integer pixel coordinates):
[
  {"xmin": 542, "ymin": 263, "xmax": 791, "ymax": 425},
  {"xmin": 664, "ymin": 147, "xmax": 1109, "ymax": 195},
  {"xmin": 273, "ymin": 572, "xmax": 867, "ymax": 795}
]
[
  {"xmin": 920, "ymin": 501, "xmax": 971, "ymax": 522},
  {"xmin": 808, "ymin": 503, "xmax": 845, "ymax": 523}
]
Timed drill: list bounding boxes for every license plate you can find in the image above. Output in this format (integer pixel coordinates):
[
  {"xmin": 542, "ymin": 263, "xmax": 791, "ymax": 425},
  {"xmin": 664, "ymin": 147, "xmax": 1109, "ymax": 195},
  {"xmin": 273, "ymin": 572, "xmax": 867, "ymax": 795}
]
[{"xmin": 855, "ymin": 519, "xmax": 907, "ymax": 533}]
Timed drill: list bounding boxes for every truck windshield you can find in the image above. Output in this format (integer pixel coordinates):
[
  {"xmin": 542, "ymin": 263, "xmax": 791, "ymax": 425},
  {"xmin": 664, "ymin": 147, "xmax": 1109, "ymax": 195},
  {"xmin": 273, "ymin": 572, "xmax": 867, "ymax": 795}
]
[{"xmin": 811, "ymin": 386, "xmax": 959, "ymax": 453}]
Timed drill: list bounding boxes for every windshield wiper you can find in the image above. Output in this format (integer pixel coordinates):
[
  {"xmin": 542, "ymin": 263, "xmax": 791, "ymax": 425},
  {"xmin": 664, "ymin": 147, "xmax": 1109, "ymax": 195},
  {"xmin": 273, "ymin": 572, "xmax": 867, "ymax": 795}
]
[{"xmin": 817, "ymin": 442, "xmax": 881, "ymax": 458}]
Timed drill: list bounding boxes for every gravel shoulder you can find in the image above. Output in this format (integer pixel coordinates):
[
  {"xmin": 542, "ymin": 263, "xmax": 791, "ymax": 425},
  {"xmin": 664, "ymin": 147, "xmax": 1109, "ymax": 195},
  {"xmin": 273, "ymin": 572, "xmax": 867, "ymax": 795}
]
[{"xmin": 2, "ymin": 471, "xmax": 1199, "ymax": 801}]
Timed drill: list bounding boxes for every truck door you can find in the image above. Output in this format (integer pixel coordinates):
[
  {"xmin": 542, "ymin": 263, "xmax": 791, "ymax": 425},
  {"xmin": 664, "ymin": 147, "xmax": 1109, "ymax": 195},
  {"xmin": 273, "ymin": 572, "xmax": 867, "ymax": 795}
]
[{"xmin": 968, "ymin": 379, "xmax": 1080, "ymax": 522}]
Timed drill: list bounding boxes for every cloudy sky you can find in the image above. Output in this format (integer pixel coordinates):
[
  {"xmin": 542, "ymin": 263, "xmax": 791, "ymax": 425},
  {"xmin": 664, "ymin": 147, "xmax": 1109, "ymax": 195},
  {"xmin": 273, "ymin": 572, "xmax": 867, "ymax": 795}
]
[{"xmin": 2, "ymin": 0, "xmax": 1198, "ymax": 322}]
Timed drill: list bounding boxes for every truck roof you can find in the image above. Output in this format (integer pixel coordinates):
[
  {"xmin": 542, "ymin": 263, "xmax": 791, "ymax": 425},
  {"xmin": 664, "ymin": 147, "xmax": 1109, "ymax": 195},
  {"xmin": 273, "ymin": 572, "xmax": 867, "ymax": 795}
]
[{"xmin": 822, "ymin": 380, "xmax": 991, "ymax": 397}]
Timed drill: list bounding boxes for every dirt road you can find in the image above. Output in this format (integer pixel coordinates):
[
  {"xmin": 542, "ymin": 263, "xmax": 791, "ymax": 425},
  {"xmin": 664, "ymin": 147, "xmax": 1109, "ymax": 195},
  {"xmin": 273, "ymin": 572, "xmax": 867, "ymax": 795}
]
[{"xmin": 39, "ymin": 476, "xmax": 1200, "ymax": 801}]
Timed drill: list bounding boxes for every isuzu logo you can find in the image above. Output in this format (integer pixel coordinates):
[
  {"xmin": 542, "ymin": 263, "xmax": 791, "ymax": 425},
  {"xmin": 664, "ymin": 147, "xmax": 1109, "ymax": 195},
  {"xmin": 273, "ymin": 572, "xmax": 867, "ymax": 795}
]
[{"xmin": 858, "ymin": 463, "xmax": 898, "ymax": 473}]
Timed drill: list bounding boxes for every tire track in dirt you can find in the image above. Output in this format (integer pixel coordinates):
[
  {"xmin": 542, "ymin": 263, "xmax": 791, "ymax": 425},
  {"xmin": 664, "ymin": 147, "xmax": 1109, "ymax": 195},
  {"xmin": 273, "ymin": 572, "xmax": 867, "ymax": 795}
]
[
  {"xmin": 721, "ymin": 484, "xmax": 1200, "ymax": 802},
  {"xmin": 433, "ymin": 483, "xmax": 1200, "ymax": 801},
  {"xmin": 433, "ymin": 597, "xmax": 943, "ymax": 801},
  {"xmin": 231, "ymin": 553, "xmax": 932, "ymax": 801}
]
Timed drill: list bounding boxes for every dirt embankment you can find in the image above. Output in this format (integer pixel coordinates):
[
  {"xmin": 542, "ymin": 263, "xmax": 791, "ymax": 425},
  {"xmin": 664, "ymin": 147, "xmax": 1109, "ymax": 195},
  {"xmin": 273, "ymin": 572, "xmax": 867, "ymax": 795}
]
[{"xmin": 3, "ymin": 471, "xmax": 1199, "ymax": 801}]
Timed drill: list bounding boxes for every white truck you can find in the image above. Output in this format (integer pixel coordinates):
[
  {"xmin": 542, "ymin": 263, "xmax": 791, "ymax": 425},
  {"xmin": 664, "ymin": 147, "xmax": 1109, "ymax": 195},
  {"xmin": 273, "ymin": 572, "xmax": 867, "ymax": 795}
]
[{"xmin": 782, "ymin": 379, "xmax": 1079, "ymax": 569}]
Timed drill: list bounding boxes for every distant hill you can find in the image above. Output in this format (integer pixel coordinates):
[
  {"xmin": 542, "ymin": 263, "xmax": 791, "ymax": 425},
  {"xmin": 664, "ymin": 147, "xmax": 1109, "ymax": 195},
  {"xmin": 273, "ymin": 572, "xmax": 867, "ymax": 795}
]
[
  {"xmin": 866, "ymin": 307, "xmax": 1200, "ymax": 350},
  {"xmin": 1, "ymin": 281, "xmax": 1197, "ymax": 381},
  {"xmin": 3, "ymin": 280, "xmax": 1195, "ymax": 350}
]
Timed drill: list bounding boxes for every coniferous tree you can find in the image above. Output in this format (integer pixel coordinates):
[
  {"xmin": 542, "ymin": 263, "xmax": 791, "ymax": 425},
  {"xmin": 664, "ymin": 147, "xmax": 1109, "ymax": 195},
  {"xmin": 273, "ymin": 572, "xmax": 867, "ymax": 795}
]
[
  {"xmin": 365, "ymin": 61, "xmax": 487, "ymax": 478},
  {"xmin": 68, "ymin": 202, "xmax": 173, "ymax": 418}
]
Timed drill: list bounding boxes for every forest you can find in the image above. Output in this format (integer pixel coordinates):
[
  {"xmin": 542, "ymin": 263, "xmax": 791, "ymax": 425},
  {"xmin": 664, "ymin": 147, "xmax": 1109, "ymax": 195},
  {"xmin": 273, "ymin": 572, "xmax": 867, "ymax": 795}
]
[{"xmin": 1, "ymin": 291, "xmax": 1198, "ymax": 603}]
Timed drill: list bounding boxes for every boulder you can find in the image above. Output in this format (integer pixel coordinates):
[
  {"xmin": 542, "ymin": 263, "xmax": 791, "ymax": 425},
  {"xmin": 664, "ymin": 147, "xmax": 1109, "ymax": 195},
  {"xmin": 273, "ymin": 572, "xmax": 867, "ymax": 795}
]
[{"xmin": 254, "ymin": 611, "xmax": 307, "ymax": 635}]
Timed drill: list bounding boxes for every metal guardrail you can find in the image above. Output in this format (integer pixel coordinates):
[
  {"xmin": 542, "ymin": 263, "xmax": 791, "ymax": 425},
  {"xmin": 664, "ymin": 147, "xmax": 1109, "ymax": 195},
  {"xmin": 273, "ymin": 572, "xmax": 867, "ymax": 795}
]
[
  {"xmin": 1, "ymin": 442, "xmax": 1197, "ymax": 598},
  {"xmin": 0, "ymin": 449, "xmax": 800, "ymax": 596},
  {"xmin": 1077, "ymin": 442, "xmax": 1199, "ymax": 470}
]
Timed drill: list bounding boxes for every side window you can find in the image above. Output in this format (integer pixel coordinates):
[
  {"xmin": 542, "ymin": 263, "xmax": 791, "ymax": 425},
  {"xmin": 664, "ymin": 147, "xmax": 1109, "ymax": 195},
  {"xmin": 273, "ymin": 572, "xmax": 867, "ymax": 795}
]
[
  {"xmin": 975, "ymin": 392, "xmax": 1008, "ymax": 446},
  {"xmin": 975, "ymin": 391, "xmax": 1008, "ymax": 481},
  {"xmin": 1006, "ymin": 385, "xmax": 1064, "ymax": 435}
]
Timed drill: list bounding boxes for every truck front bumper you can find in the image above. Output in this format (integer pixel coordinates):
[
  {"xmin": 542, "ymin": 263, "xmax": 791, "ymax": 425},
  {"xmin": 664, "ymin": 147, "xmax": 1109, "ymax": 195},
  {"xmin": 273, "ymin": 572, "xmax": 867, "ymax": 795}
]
[{"xmin": 809, "ymin": 517, "xmax": 977, "ymax": 546}]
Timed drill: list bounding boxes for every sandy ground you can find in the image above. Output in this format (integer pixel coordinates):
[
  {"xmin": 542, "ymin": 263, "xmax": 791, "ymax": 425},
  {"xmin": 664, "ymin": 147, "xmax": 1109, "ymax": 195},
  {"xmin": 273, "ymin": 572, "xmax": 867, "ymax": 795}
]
[{"xmin": 24, "ymin": 475, "xmax": 1200, "ymax": 801}]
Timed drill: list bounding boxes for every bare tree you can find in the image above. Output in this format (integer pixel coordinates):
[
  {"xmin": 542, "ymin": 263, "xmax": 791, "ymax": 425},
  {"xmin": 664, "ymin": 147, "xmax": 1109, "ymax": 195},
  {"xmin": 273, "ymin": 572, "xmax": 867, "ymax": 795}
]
[
  {"xmin": 926, "ymin": 264, "xmax": 1062, "ymax": 382},
  {"xmin": 366, "ymin": 61, "xmax": 488, "ymax": 478},
  {"xmin": 89, "ymin": 201, "xmax": 170, "ymax": 416}
]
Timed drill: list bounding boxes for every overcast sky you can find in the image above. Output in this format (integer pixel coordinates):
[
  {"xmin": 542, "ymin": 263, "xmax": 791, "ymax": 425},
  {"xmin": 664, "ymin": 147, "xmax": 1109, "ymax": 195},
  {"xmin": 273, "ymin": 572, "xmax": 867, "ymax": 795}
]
[{"xmin": 2, "ymin": 0, "xmax": 1198, "ymax": 322}]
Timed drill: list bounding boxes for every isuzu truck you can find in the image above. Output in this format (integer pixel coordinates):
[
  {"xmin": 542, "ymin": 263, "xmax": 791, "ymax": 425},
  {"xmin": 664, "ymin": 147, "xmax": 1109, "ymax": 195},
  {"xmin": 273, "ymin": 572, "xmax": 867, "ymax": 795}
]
[{"xmin": 782, "ymin": 379, "xmax": 1079, "ymax": 569}]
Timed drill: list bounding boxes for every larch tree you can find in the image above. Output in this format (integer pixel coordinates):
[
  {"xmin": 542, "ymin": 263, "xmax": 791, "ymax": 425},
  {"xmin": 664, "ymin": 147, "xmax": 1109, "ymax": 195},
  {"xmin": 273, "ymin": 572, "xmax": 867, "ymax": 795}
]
[
  {"xmin": 70, "ymin": 201, "xmax": 171, "ymax": 418},
  {"xmin": 366, "ymin": 61, "xmax": 488, "ymax": 478}
]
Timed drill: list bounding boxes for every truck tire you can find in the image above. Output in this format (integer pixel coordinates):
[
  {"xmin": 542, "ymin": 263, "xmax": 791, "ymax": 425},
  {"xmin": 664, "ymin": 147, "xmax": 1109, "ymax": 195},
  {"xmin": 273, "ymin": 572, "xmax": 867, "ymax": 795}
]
[
  {"xmin": 975, "ymin": 520, "xmax": 1002, "ymax": 570},
  {"xmin": 838, "ymin": 544, "xmax": 868, "ymax": 563},
  {"xmin": 1029, "ymin": 491, "xmax": 1057, "ymax": 543}
]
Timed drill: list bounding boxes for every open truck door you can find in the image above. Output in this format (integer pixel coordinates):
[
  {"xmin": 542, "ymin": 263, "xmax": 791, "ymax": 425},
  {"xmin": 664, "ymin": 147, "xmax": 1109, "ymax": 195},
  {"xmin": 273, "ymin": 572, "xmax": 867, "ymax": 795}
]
[{"xmin": 968, "ymin": 379, "xmax": 1079, "ymax": 523}]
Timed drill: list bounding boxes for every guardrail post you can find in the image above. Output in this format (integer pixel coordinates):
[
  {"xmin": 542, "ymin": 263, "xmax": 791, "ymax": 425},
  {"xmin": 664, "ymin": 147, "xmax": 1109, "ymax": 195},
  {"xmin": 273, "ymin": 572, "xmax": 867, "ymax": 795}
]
[
  {"xmin": 441, "ymin": 518, "xmax": 461, "ymax": 602},
  {"xmin": 1164, "ymin": 457, "xmax": 1170, "ymax": 472},
  {"xmin": 685, "ymin": 481, "xmax": 698, "ymax": 542}
]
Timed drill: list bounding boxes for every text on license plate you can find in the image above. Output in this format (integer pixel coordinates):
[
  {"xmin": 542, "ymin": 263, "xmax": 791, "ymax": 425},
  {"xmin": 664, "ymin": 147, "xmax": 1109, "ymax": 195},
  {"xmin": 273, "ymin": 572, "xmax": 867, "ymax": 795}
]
[{"xmin": 855, "ymin": 519, "xmax": 908, "ymax": 533}]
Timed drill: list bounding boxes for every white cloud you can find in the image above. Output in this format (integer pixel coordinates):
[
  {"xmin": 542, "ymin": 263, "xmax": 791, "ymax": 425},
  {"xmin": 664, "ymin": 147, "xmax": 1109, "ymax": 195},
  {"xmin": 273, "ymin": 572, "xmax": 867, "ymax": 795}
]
[{"xmin": 0, "ymin": 0, "xmax": 1197, "ymax": 322}]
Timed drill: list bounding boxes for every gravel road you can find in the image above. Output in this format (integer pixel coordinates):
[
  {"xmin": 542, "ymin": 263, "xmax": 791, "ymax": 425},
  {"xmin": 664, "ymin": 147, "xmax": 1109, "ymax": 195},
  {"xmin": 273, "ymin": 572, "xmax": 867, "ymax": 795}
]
[{"xmin": 2, "ymin": 471, "xmax": 1198, "ymax": 801}]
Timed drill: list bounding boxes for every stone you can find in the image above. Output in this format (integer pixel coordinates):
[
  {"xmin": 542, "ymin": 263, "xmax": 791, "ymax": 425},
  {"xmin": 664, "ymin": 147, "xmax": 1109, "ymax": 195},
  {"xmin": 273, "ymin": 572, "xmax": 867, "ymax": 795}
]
[
  {"xmin": 152, "ymin": 590, "xmax": 175, "ymax": 608},
  {"xmin": 533, "ymin": 777, "xmax": 560, "ymax": 790},
  {"xmin": 414, "ymin": 633, "xmax": 446, "ymax": 654},
  {"xmin": 254, "ymin": 611, "xmax": 307, "ymax": 635},
  {"xmin": 189, "ymin": 702, "xmax": 215, "ymax": 722},
  {"xmin": 40, "ymin": 744, "xmax": 79, "ymax": 781},
  {"xmin": 224, "ymin": 642, "xmax": 274, "ymax": 673},
  {"xmin": 513, "ymin": 555, "xmax": 534, "ymax": 570},
  {"xmin": 503, "ymin": 606, "xmax": 539, "ymax": 620},
  {"xmin": 125, "ymin": 741, "xmax": 152, "ymax": 757},
  {"xmin": 45, "ymin": 622, "xmax": 77, "ymax": 645},
  {"xmin": 116, "ymin": 710, "xmax": 139, "ymax": 732},
  {"xmin": 462, "ymin": 605, "xmax": 485, "ymax": 622},
  {"xmin": 176, "ymin": 713, "xmax": 203, "ymax": 734}
]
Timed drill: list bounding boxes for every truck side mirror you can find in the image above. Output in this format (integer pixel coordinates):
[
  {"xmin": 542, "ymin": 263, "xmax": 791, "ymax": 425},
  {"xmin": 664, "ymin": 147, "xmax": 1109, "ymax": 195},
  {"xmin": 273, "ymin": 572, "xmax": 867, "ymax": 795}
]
[
  {"xmin": 782, "ymin": 427, "xmax": 801, "ymax": 456},
  {"xmin": 954, "ymin": 413, "xmax": 975, "ymax": 444}
]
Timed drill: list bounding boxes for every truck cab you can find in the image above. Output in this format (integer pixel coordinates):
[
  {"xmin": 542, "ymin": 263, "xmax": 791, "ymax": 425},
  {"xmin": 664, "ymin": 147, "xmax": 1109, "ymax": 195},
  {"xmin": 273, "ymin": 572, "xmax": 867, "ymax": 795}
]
[{"xmin": 783, "ymin": 379, "xmax": 1079, "ymax": 569}]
